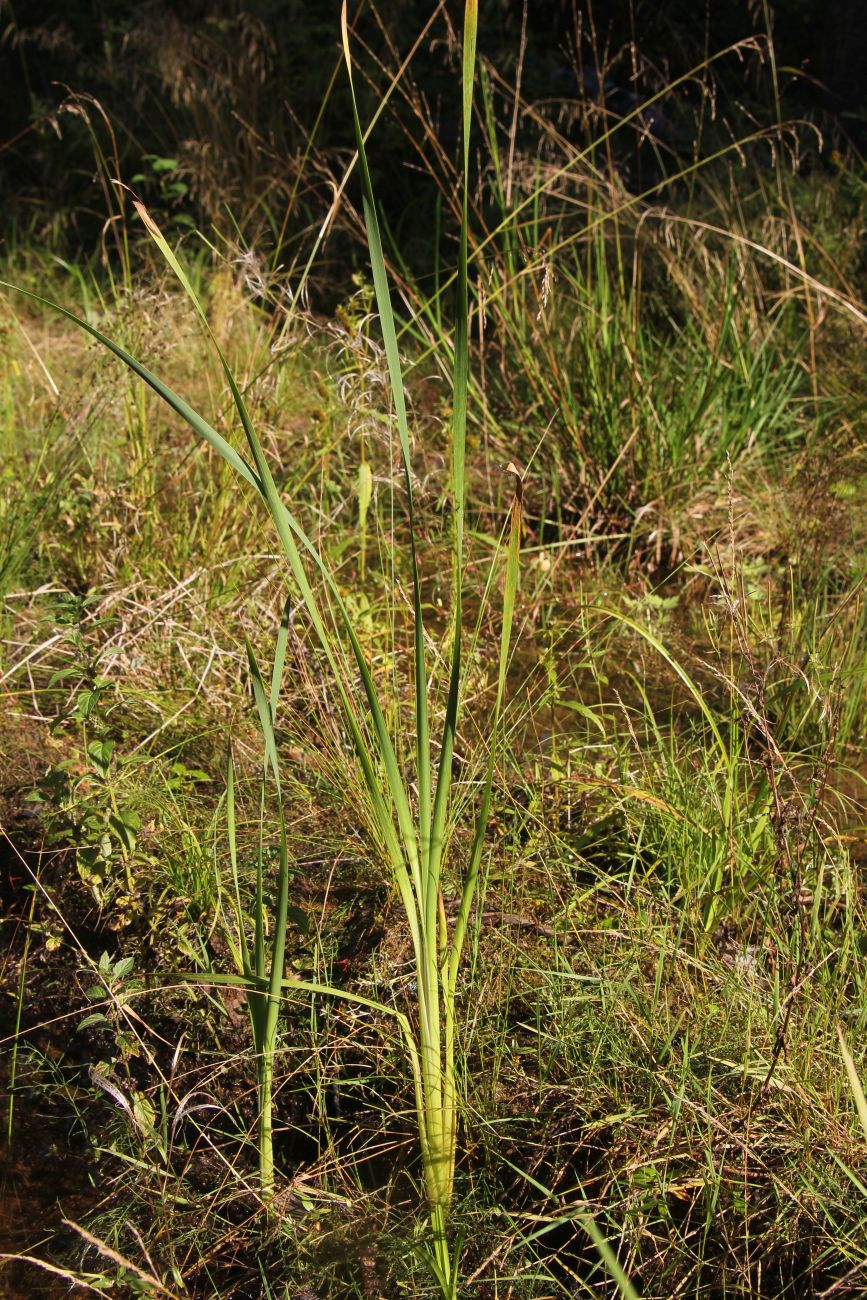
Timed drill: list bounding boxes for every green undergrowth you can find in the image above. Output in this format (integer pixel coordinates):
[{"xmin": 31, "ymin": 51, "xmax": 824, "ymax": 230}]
[{"xmin": 3, "ymin": 249, "xmax": 865, "ymax": 1296}]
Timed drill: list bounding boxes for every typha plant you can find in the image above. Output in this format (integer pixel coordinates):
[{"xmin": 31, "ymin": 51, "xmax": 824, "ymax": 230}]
[{"xmin": 2, "ymin": 1, "xmax": 520, "ymax": 1289}]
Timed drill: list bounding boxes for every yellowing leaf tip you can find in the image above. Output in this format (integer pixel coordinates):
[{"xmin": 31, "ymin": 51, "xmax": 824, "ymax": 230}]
[
  {"xmin": 133, "ymin": 201, "xmax": 162, "ymax": 243},
  {"xmin": 340, "ymin": 2, "xmax": 351, "ymax": 73}
]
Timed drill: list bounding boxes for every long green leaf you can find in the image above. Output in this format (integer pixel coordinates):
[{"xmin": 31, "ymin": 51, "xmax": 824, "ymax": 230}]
[
  {"xmin": 447, "ymin": 465, "xmax": 522, "ymax": 991},
  {"xmin": 134, "ymin": 206, "xmax": 419, "ymax": 875},
  {"xmin": 5, "ymin": 251, "xmax": 424, "ymax": 963},
  {"xmin": 429, "ymin": 0, "xmax": 478, "ymax": 897},
  {"xmin": 341, "ymin": 3, "xmax": 430, "ymax": 900},
  {"xmin": 225, "ymin": 742, "xmax": 253, "ymax": 984},
  {"xmin": 341, "ymin": 7, "xmax": 448, "ymax": 1162},
  {"xmin": 270, "ymin": 596, "xmax": 293, "ymax": 718},
  {"xmin": 245, "ymin": 642, "xmax": 291, "ymax": 1052},
  {"xmin": 0, "ymin": 281, "xmax": 260, "ymax": 492},
  {"xmin": 440, "ymin": 466, "xmax": 521, "ymax": 1206},
  {"xmin": 247, "ymin": 641, "xmax": 281, "ymax": 796},
  {"xmin": 839, "ymin": 1025, "xmax": 867, "ymax": 1144},
  {"xmin": 496, "ymin": 1154, "xmax": 640, "ymax": 1300},
  {"xmin": 596, "ymin": 608, "xmax": 730, "ymax": 769},
  {"xmin": 172, "ymin": 968, "xmax": 425, "ymax": 1134}
]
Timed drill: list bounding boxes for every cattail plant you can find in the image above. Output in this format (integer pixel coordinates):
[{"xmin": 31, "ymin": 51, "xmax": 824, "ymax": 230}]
[{"xmin": 3, "ymin": 2, "xmax": 520, "ymax": 1290}]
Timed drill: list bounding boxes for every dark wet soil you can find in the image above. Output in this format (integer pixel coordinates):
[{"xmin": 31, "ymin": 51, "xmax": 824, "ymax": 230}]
[
  {"xmin": 0, "ymin": 1109, "xmax": 96, "ymax": 1299},
  {"xmin": 1, "ymin": 822, "xmax": 102, "ymax": 1299}
]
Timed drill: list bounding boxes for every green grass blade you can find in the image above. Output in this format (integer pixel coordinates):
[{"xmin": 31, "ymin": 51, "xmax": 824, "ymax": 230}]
[
  {"xmin": 341, "ymin": 3, "xmax": 429, "ymax": 893},
  {"xmin": 244, "ymin": 642, "xmax": 291, "ymax": 1053},
  {"xmin": 270, "ymin": 596, "xmax": 292, "ymax": 718},
  {"xmin": 598, "ymin": 608, "xmax": 730, "ymax": 770},
  {"xmin": 247, "ymin": 641, "xmax": 281, "ymax": 797},
  {"xmin": 438, "ymin": 466, "xmax": 521, "ymax": 1210},
  {"xmin": 5, "ymin": 238, "xmax": 423, "ymax": 956},
  {"xmin": 265, "ymin": 808, "xmax": 291, "ymax": 1046},
  {"xmin": 448, "ymin": 466, "xmax": 522, "ymax": 987},
  {"xmin": 141, "ymin": 201, "xmax": 424, "ymax": 919},
  {"xmin": 226, "ymin": 742, "xmax": 252, "ymax": 983},
  {"xmin": 429, "ymin": 0, "xmax": 477, "ymax": 897},
  {"xmin": 172, "ymin": 969, "xmax": 426, "ymax": 1138},
  {"xmin": 251, "ymin": 776, "xmax": 267, "ymax": 1002},
  {"xmin": 341, "ymin": 7, "xmax": 445, "ymax": 1175},
  {"xmin": 522, "ymin": 1209, "xmax": 641, "ymax": 1300},
  {"xmin": 497, "ymin": 1154, "xmax": 640, "ymax": 1300},
  {"xmin": 838, "ymin": 1026, "xmax": 867, "ymax": 1144},
  {"xmin": 0, "ymin": 281, "xmax": 260, "ymax": 492}
]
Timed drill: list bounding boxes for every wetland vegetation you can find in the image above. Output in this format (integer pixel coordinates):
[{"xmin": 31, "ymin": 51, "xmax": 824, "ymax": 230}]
[{"xmin": 1, "ymin": 2, "xmax": 866, "ymax": 1296}]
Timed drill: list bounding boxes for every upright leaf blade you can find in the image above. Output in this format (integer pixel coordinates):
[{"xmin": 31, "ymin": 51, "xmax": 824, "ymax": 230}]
[
  {"xmin": 0, "ymin": 282, "xmax": 260, "ymax": 492},
  {"xmin": 226, "ymin": 742, "xmax": 252, "ymax": 983},
  {"xmin": 839, "ymin": 1026, "xmax": 867, "ymax": 1144},
  {"xmin": 247, "ymin": 641, "xmax": 281, "ymax": 798},
  {"xmin": 430, "ymin": 0, "xmax": 478, "ymax": 896},
  {"xmin": 270, "ymin": 596, "xmax": 293, "ymax": 719},
  {"xmin": 341, "ymin": 3, "xmax": 430, "ymax": 898}
]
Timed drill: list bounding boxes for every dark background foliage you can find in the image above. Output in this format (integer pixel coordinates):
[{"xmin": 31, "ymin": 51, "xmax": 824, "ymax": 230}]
[{"xmin": 1, "ymin": 0, "xmax": 864, "ymax": 254}]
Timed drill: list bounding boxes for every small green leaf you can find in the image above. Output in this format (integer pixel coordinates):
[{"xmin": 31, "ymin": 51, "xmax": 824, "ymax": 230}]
[
  {"xmin": 87, "ymin": 738, "xmax": 116, "ymax": 777},
  {"xmin": 146, "ymin": 154, "xmax": 179, "ymax": 173},
  {"xmin": 560, "ymin": 701, "xmax": 607, "ymax": 735},
  {"xmin": 78, "ymin": 1013, "xmax": 109, "ymax": 1030},
  {"xmin": 113, "ymin": 956, "xmax": 135, "ymax": 981},
  {"xmin": 48, "ymin": 666, "xmax": 81, "ymax": 686},
  {"xmin": 74, "ymin": 689, "xmax": 104, "ymax": 721},
  {"xmin": 109, "ymin": 810, "xmax": 140, "ymax": 853}
]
